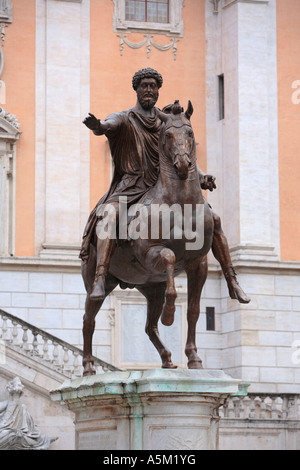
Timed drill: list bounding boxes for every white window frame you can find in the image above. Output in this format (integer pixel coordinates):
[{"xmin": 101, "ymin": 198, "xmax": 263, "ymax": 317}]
[
  {"xmin": 110, "ymin": 287, "xmax": 187, "ymax": 370},
  {"xmin": 0, "ymin": 109, "xmax": 21, "ymax": 257},
  {"xmin": 112, "ymin": 0, "xmax": 185, "ymax": 37},
  {"xmin": 0, "ymin": 0, "xmax": 13, "ymax": 23}
]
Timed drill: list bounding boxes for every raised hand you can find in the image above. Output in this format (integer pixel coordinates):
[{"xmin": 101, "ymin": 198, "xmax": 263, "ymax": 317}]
[{"xmin": 83, "ymin": 113, "xmax": 101, "ymax": 132}]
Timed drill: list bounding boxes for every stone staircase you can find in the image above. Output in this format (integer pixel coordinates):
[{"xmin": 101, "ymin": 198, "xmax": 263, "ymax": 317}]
[
  {"xmin": 0, "ymin": 308, "xmax": 120, "ymax": 379},
  {"xmin": 0, "ymin": 308, "xmax": 121, "ymax": 450}
]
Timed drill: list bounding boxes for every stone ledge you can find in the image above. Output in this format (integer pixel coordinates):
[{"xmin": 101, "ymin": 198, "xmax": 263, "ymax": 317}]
[
  {"xmin": 50, "ymin": 369, "xmax": 248, "ymax": 404},
  {"xmin": 1, "ymin": 255, "xmax": 300, "ymax": 275}
]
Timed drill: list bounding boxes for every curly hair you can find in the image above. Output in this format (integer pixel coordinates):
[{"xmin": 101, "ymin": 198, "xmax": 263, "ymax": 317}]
[{"xmin": 132, "ymin": 68, "xmax": 163, "ymax": 91}]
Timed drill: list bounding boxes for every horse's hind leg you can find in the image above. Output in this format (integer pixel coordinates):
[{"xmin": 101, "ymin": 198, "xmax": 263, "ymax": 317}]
[
  {"xmin": 83, "ymin": 296, "xmax": 102, "ymax": 376},
  {"xmin": 137, "ymin": 284, "xmax": 177, "ymax": 369},
  {"xmin": 185, "ymin": 256, "xmax": 208, "ymax": 369},
  {"xmin": 82, "ymin": 274, "xmax": 118, "ymax": 376}
]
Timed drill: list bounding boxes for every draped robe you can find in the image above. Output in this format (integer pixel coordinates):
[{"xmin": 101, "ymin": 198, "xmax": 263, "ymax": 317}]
[{"xmin": 79, "ymin": 107, "xmax": 162, "ymax": 262}]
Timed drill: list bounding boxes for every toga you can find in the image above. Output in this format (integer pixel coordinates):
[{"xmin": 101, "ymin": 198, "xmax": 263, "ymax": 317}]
[{"xmin": 79, "ymin": 107, "xmax": 162, "ymax": 262}]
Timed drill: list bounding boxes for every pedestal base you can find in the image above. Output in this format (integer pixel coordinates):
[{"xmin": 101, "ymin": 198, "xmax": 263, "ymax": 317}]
[{"xmin": 50, "ymin": 369, "xmax": 248, "ymax": 451}]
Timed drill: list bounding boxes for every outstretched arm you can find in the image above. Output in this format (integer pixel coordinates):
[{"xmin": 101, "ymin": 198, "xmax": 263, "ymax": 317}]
[{"xmin": 82, "ymin": 113, "xmax": 118, "ymax": 136}]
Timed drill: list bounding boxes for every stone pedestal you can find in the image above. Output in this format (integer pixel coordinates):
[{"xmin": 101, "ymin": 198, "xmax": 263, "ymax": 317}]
[{"xmin": 50, "ymin": 369, "xmax": 248, "ymax": 451}]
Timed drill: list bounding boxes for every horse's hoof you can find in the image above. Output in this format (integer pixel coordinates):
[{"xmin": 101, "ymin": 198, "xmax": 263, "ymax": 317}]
[
  {"xmin": 162, "ymin": 363, "xmax": 178, "ymax": 369},
  {"xmin": 83, "ymin": 369, "xmax": 96, "ymax": 376},
  {"xmin": 83, "ymin": 361, "xmax": 96, "ymax": 376},
  {"xmin": 188, "ymin": 359, "xmax": 203, "ymax": 369},
  {"xmin": 228, "ymin": 282, "xmax": 251, "ymax": 304}
]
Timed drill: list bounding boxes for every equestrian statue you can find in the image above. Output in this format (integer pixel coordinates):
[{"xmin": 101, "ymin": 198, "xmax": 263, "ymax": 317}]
[{"xmin": 80, "ymin": 68, "xmax": 250, "ymax": 377}]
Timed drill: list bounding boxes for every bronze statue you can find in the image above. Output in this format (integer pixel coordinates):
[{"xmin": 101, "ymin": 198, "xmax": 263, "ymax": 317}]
[{"xmin": 81, "ymin": 68, "xmax": 250, "ymax": 376}]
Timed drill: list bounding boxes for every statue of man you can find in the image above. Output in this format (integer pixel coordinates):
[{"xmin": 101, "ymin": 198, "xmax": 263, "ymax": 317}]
[
  {"xmin": 81, "ymin": 68, "xmax": 250, "ymax": 304},
  {"xmin": 0, "ymin": 377, "xmax": 57, "ymax": 450}
]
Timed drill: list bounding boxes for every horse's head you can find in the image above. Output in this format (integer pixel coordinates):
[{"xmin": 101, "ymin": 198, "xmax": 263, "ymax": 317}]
[{"xmin": 158, "ymin": 100, "xmax": 195, "ymax": 180}]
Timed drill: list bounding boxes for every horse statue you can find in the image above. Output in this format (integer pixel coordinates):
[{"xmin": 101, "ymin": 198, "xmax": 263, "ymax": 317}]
[{"xmin": 81, "ymin": 100, "xmax": 214, "ymax": 376}]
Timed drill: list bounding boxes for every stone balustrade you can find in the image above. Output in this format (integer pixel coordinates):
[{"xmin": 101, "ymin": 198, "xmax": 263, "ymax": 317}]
[
  {"xmin": 0, "ymin": 308, "xmax": 120, "ymax": 378},
  {"xmin": 220, "ymin": 394, "xmax": 300, "ymax": 420}
]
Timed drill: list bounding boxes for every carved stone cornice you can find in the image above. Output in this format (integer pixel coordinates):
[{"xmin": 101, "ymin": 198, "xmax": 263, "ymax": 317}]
[
  {"xmin": 223, "ymin": 0, "xmax": 269, "ymax": 7},
  {"xmin": 0, "ymin": 107, "xmax": 21, "ymax": 141},
  {"xmin": 211, "ymin": 0, "xmax": 269, "ymax": 14}
]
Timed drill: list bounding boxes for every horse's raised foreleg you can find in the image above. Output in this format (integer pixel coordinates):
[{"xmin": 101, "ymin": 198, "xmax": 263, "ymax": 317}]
[
  {"xmin": 185, "ymin": 256, "xmax": 208, "ymax": 369},
  {"xmin": 82, "ymin": 273, "xmax": 118, "ymax": 376},
  {"xmin": 161, "ymin": 248, "xmax": 177, "ymax": 326},
  {"xmin": 145, "ymin": 246, "xmax": 177, "ymax": 326},
  {"xmin": 137, "ymin": 283, "xmax": 177, "ymax": 369}
]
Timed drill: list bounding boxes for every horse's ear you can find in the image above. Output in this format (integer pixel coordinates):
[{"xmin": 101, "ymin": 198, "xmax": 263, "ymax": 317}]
[
  {"xmin": 162, "ymin": 103, "xmax": 174, "ymax": 114},
  {"xmin": 185, "ymin": 100, "xmax": 194, "ymax": 120},
  {"xmin": 157, "ymin": 109, "xmax": 169, "ymax": 123}
]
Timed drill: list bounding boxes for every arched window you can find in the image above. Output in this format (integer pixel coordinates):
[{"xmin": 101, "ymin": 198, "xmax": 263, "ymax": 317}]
[{"xmin": 125, "ymin": 0, "xmax": 169, "ymax": 24}]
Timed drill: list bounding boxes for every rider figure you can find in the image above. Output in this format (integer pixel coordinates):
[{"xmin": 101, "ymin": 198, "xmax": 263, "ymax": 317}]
[{"xmin": 81, "ymin": 68, "xmax": 250, "ymax": 305}]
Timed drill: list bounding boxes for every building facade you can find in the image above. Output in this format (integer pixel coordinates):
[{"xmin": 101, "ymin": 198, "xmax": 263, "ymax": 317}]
[{"xmin": 0, "ymin": 0, "xmax": 299, "ymax": 449}]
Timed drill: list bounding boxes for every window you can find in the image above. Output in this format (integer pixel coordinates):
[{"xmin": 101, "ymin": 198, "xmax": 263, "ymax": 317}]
[
  {"xmin": 125, "ymin": 0, "xmax": 169, "ymax": 24},
  {"xmin": 113, "ymin": 0, "xmax": 184, "ymax": 37},
  {"xmin": 206, "ymin": 307, "xmax": 215, "ymax": 331},
  {"xmin": 218, "ymin": 74, "xmax": 225, "ymax": 120}
]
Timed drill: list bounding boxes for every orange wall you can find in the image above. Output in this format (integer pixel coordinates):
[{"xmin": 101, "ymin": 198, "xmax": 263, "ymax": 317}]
[
  {"xmin": 277, "ymin": 0, "xmax": 300, "ymax": 261},
  {"xmin": 89, "ymin": 0, "xmax": 207, "ymax": 209},
  {"xmin": 3, "ymin": 0, "xmax": 36, "ymax": 256}
]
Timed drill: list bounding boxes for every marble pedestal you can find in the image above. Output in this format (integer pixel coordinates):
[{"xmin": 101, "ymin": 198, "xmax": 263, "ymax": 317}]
[{"xmin": 50, "ymin": 369, "xmax": 248, "ymax": 451}]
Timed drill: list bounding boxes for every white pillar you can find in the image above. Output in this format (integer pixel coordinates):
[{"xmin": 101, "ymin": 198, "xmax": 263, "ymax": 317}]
[
  {"xmin": 206, "ymin": 0, "xmax": 280, "ymax": 263},
  {"xmin": 36, "ymin": 0, "xmax": 90, "ymax": 258}
]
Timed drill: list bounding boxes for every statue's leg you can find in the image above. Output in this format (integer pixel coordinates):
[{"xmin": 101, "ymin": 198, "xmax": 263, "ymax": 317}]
[
  {"xmin": 184, "ymin": 256, "xmax": 208, "ymax": 369},
  {"xmin": 211, "ymin": 212, "xmax": 250, "ymax": 304},
  {"xmin": 145, "ymin": 246, "xmax": 177, "ymax": 326},
  {"xmin": 137, "ymin": 283, "xmax": 177, "ymax": 369},
  {"xmin": 90, "ymin": 238, "xmax": 115, "ymax": 300},
  {"xmin": 82, "ymin": 274, "xmax": 118, "ymax": 376},
  {"xmin": 90, "ymin": 202, "xmax": 119, "ymax": 301}
]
